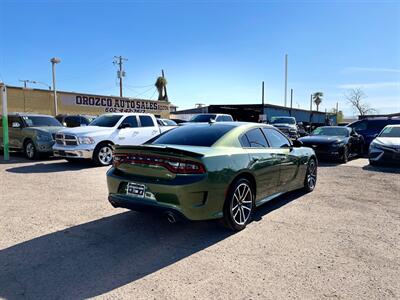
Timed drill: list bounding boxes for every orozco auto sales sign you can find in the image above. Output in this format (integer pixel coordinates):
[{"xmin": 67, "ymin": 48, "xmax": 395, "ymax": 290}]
[{"xmin": 60, "ymin": 93, "xmax": 170, "ymax": 113}]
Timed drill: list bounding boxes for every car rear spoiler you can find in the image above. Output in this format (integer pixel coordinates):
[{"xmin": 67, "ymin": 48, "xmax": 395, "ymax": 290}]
[{"xmin": 113, "ymin": 144, "xmax": 205, "ymax": 158}]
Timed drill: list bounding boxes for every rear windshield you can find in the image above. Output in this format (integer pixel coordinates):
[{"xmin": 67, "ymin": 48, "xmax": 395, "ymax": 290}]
[
  {"xmin": 311, "ymin": 127, "xmax": 349, "ymax": 137},
  {"xmin": 271, "ymin": 117, "xmax": 295, "ymax": 125},
  {"xmin": 379, "ymin": 126, "xmax": 400, "ymax": 138},
  {"xmin": 150, "ymin": 124, "xmax": 235, "ymax": 146},
  {"xmin": 189, "ymin": 114, "xmax": 217, "ymax": 122},
  {"xmin": 90, "ymin": 115, "xmax": 122, "ymax": 127},
  {"xmin": 22, "ymin": 116, "xmax": 62, "ymax": 127}
]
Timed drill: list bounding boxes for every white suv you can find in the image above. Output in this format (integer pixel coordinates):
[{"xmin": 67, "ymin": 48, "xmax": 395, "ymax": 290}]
[{"xmin": 53, "ymin": 113, "xmax": 175, "ymax": 165}]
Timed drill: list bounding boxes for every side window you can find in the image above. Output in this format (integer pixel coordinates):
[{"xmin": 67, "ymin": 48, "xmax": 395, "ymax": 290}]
[
  {"xmin": 239, "ymin": 134, "xmax": 251, "ymax": 147},
  {"xmin": 263, "ymin": 128, "xmax": 291, "ymax": 148},
  {"xmin": 8, "ymin": 116, "xmax": 22, "ymax": 128},
  {"xmin": 246, "ymin": 128, "xmax": 269, "ymax": 148},
  {"xmin": 65, "ymin": 116, "xmax": 81, "ymax": 127},
  {"xmin": 123, "ymin": 116, "xmax": 139, "ymax": 128},
  {"xmin": 215, "ymin": 116, "xmax": 222, "ymax": 121},
  {"xmin": 352, "ymin": 121, "xmax": 367, "ymax": 131},
  {"xmin": 80, "ymin": 117, "xmax": 90, "ymax": 126},
  {"xmin": 139, "ymin": 115, "xmax": 155, "ymax": 127},
  {"xmin": 367, "ymin": 120, "xmax": 387, "ymax": 131},
  {"xmin": 221, "ymin": 115, "xmax": 233, "ymax": 122}
]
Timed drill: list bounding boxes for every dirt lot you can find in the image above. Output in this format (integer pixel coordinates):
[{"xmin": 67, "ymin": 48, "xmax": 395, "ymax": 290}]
[{"xmin": 0, "ymin": 155, "xmax": 399, "ymax": 299}]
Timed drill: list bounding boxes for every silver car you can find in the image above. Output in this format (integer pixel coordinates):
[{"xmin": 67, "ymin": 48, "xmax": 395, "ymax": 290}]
[{"xmin": 369, "ymin": 124, "xmax": 400, "ymax": 165}]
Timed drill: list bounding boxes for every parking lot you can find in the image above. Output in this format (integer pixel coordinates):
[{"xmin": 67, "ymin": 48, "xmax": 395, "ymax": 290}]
[{"xmin": 0, "ymin": 155, "xmax": 399, "ymax": 299}]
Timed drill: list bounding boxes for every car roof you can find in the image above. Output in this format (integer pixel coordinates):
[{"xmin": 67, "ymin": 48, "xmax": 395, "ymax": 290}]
[
  {"xmin": 100, "ymin": 113, "xmax": 153, "ymax": 117},
  {"xmin": 9, "ymin": 112, "xmax": 55, "ymax": 118},
  {"xmin": 182, "ymin": 121, "xmax": 274, "ymax": 129},
  {"xmin": 385, "ymin": 124, "xmax": 400, "ymax": 128}
]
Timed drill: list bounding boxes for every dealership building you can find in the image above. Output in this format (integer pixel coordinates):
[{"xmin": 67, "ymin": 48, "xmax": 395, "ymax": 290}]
[
  {"xmin": 171, "ymin": 103, "xmax": 337, "ymax": 125},
  {"xmin": 0, "ymin": 86, "xmax": 172, "ymax": 118}
]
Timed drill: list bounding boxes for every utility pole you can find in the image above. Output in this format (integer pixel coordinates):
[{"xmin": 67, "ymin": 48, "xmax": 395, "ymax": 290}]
[
  {"xmin": 290, "ymin": 88, "xmax": 293, "ymax": 116},
  {"xmin": 336, "ymin": 101, "xmax": 339, "ymax": 125},
  {"xmin": 19, "ymin": 79, "xmax": 29, "ymax": 88},
  {"xmin": 261, "ymin": 81, "xmax": 265, "ymax": 122},
  {"xmin": 284, "ymin": 54, "xmax": 288, "ymax": 107},
  {"xmin": 161, "ymin": 69, "xmax": 168, "ymax": 101},
  {"xmin": 309, "ymin": 94, "xmax": 313, "ymax": 130},
  {"xmin": 113, "ymin": 56, "xmax": 128, "ymax": 97},
  {"xmin": 1, "ymin": 83, "xmax": 9, "ymax": 160},
  {"xmin": 50, "ymin": 57, "xmax": 61, "ymax": 116}
]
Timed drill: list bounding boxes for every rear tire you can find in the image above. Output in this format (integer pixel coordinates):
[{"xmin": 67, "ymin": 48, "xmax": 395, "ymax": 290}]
[
  {"xmin": 24, "ymin": 140, "xmax": 38, "ymax": 160},
  {"xmin": 93, "ymin": 142, "xmax": 113, "ymax": 166},
  {"xmin": 222, "ymin": 178, "xmax": 255, "ymax": 231},
  {"xmin": 303, "ymin": 158, "xmax": 317, "ymax": 192}
]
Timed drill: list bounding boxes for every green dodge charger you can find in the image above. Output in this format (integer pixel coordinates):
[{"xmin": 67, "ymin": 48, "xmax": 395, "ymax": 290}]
[{"xmin": 107, "ymin": 122, "xmax": 317, "ymax": 231}]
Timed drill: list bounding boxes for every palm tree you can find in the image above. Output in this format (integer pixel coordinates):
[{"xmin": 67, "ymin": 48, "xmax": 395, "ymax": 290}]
[
  {"xmin": 155, "ymin": 76, "xmax": 168, "ymax": 101},
  {"xmin": 312, "ymin": 92, "xmax": 323, "ymax": 111}
]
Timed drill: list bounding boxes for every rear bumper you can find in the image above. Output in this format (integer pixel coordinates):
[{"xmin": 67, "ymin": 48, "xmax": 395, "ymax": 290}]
[
  {"xmin": 106, "ymin": 167, "xmax": 226, "ymax": 221},
  {"xmin": 53, "ymin": 144, "xmax": 94, "ymax": 159},
  {"xmin": 108, "ymin": 194, "xmax": 189, "ymax": 221}
]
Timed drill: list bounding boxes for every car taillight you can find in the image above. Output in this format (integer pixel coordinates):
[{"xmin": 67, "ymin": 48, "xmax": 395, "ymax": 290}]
[{"xmin": 112, "ymin": 153, "xmax": 206, "ymax": 174}]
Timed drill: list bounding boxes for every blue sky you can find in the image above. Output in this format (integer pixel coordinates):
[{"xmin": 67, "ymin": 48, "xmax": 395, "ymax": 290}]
[{"xmin": 1, "ymin": 0, "xmax": 399, "ymax": 116}]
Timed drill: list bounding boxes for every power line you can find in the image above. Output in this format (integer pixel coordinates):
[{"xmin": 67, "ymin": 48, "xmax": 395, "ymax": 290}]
[
  {"xmin": 149, "ymin": 88, "xmax": 157, "ymax": 100},
  {"xmin": 124, "ymin": 83, "xmax": 154, "ymax": 89},
  {"xmin": 133, "ymin": 86, "xmax": 155, "ymax": 98}
]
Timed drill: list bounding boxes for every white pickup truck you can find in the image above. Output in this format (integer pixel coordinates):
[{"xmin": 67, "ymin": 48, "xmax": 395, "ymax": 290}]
[{"xmin": 53, "ymin": 113, "xmax": 175, "ymax": 165}]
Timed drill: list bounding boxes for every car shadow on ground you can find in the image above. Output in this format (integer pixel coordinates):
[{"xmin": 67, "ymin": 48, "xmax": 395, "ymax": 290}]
[
  {"xmin": 362, "ymin": 164, "xmax": 400, "ymax": 174},
  {"xmin": 0, "ymin": 153, "xmax": 59, "ymax": 165},
  {"xmin": 253, "ymin": 190, "xmax": 305, "ymax": 222},
  {"xmin": 0, "ymin": 212, "xmax": 231, "ymax": 299},
  {"xmin": 5, "ymin": 160, "xmax": 97, "ymax": 173},
  {"xmin": 0, "ymin": 191, "xmax": 306, "ymax": 299}
]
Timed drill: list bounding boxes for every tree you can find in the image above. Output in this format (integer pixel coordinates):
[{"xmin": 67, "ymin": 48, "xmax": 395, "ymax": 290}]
[
  {"xmin": 345, "ymin": 88, "xmax": 376, "ymax": 116},
  {"xmin": 155, "ymin": 76, "xmax": 168, "ymax": 101},
  {"xmin": 312, "ymin": 92, "xmax": 323, "ymax": 111}
]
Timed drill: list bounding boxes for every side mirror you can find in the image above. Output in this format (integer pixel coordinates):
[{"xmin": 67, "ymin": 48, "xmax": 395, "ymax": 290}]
[
  {"xmin": 12, "ymin": 122, "xmax": 21, "ymax": 128},
  {"xmin": 292, "ymin": 139, "xmax": 303, "ymax": 147},
  {"xmin": 118, "ymin": 123, "xmax": 131, "ymax": 129}
]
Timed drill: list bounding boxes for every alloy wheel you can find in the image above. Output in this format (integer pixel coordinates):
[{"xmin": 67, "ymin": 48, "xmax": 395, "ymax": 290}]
[
  {"xmin": 98, "ymin": 146, "xmax": 113, "ymax": 165},
  {"xmin": 231, "ymin": 183, "xmax": 253, "ymax": 226},
  {"xmin": 307, "ymin": 159, "xmax": 317, "ymax": 190},
  {"xmin": 26, "ymin": 142, "xmax": 35, "ymax": 159}
]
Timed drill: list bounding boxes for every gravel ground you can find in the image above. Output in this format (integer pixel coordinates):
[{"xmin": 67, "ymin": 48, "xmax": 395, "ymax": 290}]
[{"xmin": 0, "ymin": 155, "xmax": 399, "ymax": 299}]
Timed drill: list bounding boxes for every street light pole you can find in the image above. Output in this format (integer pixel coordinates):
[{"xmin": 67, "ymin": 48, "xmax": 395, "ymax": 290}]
[
  {"xmin": 1, "ymin": 82, "xmax": 9, "ymax": 160},
  {"xmin": 50, "ymin": 57, "xmax": 61, "ymax": 116}
]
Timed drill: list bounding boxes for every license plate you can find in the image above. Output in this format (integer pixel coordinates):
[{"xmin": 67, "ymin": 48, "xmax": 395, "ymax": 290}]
[{"xmin": 126, "ymin": 182, "xmax": 145, "ymax": 198}]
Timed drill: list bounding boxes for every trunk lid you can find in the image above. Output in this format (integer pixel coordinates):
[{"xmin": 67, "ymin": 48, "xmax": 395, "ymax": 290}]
[{"xmin": 113, "ymin": 144, "xmax": 210, "ymax": 180}]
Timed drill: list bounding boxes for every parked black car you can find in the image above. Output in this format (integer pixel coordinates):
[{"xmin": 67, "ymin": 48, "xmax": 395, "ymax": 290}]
[
  {"xmin": 347, "ymin": 117, "xmax": 400, "ymax": 148},
  {"xmin": 299, "ymin": 126, "xmax": 364, "ymax": 163},
  {"xmin": 56, "ymin": 114, "xmax": 96, "ymax": 128}
]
